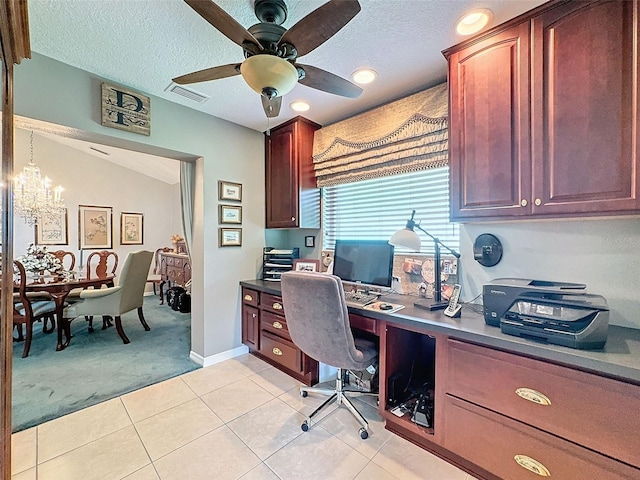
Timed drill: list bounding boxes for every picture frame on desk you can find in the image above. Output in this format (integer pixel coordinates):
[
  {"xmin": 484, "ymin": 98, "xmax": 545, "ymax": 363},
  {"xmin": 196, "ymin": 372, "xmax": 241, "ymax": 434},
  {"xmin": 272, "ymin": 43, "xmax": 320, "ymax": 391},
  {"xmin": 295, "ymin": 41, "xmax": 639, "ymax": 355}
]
[{"xmin": 293, "ymin": 259, "xmax": 320, "ymax": 272}]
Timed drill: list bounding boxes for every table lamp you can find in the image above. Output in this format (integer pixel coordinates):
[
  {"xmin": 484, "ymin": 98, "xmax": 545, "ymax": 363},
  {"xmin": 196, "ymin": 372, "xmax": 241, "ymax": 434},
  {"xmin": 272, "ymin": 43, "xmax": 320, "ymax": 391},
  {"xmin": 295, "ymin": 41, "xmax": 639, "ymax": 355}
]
[{"xmin": 389, "ymin": 210, "xmax": 461, "ymax": 310}]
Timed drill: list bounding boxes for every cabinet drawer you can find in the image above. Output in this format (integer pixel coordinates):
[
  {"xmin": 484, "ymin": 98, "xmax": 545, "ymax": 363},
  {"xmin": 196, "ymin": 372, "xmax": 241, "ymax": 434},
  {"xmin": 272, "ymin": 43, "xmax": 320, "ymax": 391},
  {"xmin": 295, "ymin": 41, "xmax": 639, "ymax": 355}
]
[
  {"xmin": 242, "ymin": 288, "xmax": 259, "ymax": 307},
  {"xmin": 261, "ymin": 310, "xmax": 291, "ymax": 342},
  {"xmin": 446, "ymin": 339, "xmax": 640, "ymax": 467},
  {"xmin": 260, "ymin": 331, "xmax": 302, "ymax": 374},
  {"xmin": 443, "ymin": 396, "xmax": 639, "ymax": 480},
  {"xmin": 262, "ymin": 293, "xmax": 285, "ymax": 315},
  {"xmin": 166, "ymin": 266, "xmax": 185, "ymax": 285},
  {"xmin": 349, "ymin": 313, "xmax": 377, "ymax": 335}
]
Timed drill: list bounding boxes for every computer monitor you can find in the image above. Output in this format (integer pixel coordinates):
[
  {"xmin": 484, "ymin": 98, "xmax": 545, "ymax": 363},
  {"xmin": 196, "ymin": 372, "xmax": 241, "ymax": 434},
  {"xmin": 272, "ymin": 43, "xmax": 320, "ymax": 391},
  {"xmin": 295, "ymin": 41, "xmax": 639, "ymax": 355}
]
[{"xmin": 333, "ymin": 239, "xmax": 395, "ymax": 289}]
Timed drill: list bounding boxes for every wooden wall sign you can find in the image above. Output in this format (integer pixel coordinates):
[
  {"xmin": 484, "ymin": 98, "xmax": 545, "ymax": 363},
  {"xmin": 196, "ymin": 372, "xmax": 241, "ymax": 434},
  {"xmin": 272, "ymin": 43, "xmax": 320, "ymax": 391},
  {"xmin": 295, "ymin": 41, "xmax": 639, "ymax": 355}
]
[{"xmin": 101, "ymin": 82, "xmax": 150, "ymax": 136}]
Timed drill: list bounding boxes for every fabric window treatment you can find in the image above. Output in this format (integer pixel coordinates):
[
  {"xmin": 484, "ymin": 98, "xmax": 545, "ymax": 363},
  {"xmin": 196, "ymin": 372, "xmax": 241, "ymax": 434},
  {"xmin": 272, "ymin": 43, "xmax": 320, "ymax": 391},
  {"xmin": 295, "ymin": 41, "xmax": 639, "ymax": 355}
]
[
  {"xmin": 179, "ymin": 161, "xmax": 195, "ymax": 260},
  {"xmin": 312, "ymin": 82, "xmax": 448, "ymax": 187}
]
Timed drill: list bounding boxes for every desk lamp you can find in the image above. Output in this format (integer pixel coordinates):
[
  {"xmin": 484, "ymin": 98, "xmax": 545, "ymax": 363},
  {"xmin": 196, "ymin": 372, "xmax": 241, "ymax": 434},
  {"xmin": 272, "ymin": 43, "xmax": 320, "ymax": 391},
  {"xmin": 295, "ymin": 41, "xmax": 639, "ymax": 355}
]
[{"xmin": 389, "ymin": 210, "xmax": 461, "ymax": 310}]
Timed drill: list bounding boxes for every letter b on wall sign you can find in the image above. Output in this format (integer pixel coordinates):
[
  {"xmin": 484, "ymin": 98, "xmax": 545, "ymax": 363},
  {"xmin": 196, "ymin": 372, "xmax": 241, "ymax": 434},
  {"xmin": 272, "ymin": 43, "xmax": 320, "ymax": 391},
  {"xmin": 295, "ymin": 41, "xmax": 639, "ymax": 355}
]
[{"xmin": 101, "ymin": 82, "xmax": 151, "ymax": 136}]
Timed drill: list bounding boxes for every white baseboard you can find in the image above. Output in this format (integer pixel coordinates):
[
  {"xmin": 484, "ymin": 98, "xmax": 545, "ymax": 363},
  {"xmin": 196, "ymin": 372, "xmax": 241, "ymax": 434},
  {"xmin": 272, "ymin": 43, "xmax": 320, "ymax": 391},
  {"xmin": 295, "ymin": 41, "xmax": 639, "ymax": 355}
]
[{"xmin": 190, "ymin": 345, "xmax": 249, "ymax": 367}]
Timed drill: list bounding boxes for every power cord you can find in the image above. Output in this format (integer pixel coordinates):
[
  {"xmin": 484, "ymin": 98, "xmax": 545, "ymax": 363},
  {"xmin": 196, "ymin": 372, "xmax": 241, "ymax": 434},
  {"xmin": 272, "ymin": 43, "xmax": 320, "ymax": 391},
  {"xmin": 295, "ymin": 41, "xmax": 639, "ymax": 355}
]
[{"xmin": 462, "ymin": 293, "xmax": 483, "ymax": 314}]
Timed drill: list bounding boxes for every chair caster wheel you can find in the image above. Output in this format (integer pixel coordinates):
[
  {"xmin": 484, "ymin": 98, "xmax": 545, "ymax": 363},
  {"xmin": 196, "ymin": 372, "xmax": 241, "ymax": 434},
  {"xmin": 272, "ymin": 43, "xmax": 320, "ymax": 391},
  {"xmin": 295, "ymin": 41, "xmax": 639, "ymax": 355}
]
[
  {"xmin": 301, "ymin": 421, "xmax": 309, "ymax": 432},
  {"xmin": 359, "ymin": 428, "xmax": 368, "ymax": 440},
  {"xmin": 301, "ymin": 391, "xmax": 308, "ymax": 398}
]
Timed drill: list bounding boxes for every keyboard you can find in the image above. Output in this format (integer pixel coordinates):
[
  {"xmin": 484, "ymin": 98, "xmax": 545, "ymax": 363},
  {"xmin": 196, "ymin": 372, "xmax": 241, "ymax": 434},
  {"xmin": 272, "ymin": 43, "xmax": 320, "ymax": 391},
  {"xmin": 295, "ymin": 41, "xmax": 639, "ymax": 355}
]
[{"xmin": 344, "ymin": 291, "xmax": 378, "ymax": 307}]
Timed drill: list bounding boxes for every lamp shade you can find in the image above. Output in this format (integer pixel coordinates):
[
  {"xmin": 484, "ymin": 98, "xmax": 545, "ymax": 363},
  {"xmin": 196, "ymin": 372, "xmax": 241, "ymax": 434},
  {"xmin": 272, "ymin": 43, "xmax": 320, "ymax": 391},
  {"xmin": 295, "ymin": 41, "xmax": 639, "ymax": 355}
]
[
  {"xmin": 389, "ymin": 228, "xmax": 421, "ymax": 252},
  {"xmin": 240, "ymin": 55, "xmax": 298, "ymax": 98}
]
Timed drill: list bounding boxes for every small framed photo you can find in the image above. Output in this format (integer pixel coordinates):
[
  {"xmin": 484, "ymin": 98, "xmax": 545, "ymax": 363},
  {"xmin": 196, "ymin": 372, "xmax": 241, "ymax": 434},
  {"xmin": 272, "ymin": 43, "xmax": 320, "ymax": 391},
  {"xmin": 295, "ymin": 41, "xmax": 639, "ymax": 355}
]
[
  {"xmin": 305, "ymin": 235, "xmax": 315, "ymax": 248},
  {"xmin": 293, "ymin": 259, "xmax": 320, "ymax": 272},
  {"xmin": 219, "ymin": 227, "xmax": 242, "ymax": 247},
  {"xmin": 36, "ymin": 208, "xmax": 69, "ymax": 245},
  {"xmin": 120, "ymin": 212, "xmax": 144, "ymax": 245},
  {"xmin": 219, "ymin": 180, "xmax": 242, "ymax": 202},
  {"xmin": 219, "ymin": 204, "xmax": 242, "ymax": 224},
  {"xmin": 79, "ymin": 205, "xmax": 113, "ymax": 249}
]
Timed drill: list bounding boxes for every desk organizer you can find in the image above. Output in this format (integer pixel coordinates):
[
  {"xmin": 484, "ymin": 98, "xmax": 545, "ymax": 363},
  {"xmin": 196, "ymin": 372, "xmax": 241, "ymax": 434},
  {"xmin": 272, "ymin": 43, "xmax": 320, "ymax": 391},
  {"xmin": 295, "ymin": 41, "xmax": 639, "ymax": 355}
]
[{"xmin": 262, "ymin": 247, "xmax": 299, "ymax": 281}]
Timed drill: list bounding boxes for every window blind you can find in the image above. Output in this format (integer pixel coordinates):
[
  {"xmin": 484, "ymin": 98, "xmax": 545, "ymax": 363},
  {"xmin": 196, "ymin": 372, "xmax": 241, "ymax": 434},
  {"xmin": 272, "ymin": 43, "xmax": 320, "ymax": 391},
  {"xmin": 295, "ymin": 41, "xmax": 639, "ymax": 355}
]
[{"xmin": 322, "ymin": 167, "xmax": 459, "ymax": 255}]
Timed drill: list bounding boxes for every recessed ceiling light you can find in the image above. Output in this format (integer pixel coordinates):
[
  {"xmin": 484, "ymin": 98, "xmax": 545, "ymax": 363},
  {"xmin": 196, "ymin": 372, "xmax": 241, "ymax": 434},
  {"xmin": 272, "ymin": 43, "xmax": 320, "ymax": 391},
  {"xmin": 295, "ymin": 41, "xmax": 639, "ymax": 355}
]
[
  {"xmin": 351, "ymin": 68, "xmax": 377, "ymax": 85},
  {"xmin": 456, "ymin": 8, "xmax": 493, "ymax": 36},
  {"xmin": 290, "ymin": 101, "xmax": 310, "ymax": 112}
]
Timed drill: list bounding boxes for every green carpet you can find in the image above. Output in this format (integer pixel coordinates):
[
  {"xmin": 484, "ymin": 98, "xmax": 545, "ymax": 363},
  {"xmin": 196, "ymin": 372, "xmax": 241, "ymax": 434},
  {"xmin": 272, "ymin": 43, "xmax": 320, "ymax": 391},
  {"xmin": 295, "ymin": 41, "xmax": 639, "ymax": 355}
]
[{"xmin": 11, "ymin": 296, "xmax": 199, "ymax": 432}]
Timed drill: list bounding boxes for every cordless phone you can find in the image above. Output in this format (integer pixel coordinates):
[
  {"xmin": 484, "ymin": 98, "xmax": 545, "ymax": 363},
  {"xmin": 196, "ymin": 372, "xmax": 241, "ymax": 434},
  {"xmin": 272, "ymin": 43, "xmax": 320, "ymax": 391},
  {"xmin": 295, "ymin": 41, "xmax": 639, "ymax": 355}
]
[{"xmin": 444, "ymin": 284, "xmax": 462, "ymax": 318}]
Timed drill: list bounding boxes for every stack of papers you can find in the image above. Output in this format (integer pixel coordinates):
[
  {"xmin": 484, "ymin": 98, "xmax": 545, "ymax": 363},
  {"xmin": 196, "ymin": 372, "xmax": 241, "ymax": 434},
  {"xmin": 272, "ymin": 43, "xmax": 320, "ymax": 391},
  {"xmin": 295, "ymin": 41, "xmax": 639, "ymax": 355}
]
[{"xmin": 363, "ymin": 302, "xmax": 405, "ymax": 314}]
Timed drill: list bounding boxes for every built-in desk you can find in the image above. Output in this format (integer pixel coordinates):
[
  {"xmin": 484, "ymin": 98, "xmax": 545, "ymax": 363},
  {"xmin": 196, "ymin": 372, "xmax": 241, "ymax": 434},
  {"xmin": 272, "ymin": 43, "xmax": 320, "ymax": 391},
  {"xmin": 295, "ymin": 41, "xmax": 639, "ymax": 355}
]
[{"xmin": 240, "ymin": 279, "xmax": 640, "ymax": 480}]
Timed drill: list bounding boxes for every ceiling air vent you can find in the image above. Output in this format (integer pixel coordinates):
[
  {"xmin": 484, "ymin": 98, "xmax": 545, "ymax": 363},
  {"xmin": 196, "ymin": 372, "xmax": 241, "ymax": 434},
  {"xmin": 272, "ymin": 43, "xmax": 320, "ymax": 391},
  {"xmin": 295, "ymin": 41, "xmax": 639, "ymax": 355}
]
[{"xmin": 165, "ymin": 83, "xmax": 210, "ymax": 104}]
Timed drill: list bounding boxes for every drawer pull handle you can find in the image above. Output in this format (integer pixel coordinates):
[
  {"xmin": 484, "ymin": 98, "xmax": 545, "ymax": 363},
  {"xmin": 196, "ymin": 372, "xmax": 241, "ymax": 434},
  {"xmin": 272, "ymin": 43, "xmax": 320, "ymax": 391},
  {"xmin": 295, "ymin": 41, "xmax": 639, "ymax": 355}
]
[
  {"xmin": 272, "ymin": 347, "xmax": 283, "ymax": 356},
  {"xmin": 244, "ymin": 294, "xmax": 253, "ymax": 302},
  {"xmin": 515, "ymin": 388, "xmax": 551, "ymax": 406},
  {"xmin": 272, "ymin": 302, "xmax": 283, "ymax": 310},
  {"xmin": 272, "ymin": 321, "xmax": 283, "ymax": 329},
  {"xmin": 514, "ymin": 455, "xmax": 550, "ymax": 477}
]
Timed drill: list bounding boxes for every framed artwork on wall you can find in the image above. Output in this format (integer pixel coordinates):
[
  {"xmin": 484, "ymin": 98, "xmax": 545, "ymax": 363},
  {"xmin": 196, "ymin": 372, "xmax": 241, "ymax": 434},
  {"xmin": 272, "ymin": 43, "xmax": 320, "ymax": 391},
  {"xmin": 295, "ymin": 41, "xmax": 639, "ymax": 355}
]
[
  {"xmin": 218, "ymin": 180, "xmax": 242, "ymax": 201},
  {"xmin": 219, "ymin": 227, "xmax": 242, "ymax": 247},
  {"xmin": 219, "ymin": 204, "xmax": 242, "ymax": 224},
  {"xmin": 35, "ymin": 208, "xmax": 69, "ymax": 245},
  {"xmin": 78, "ymin": 205, "xmax": 113, "ymax": 249},
  {"xmin": 120, "ymin": 212, "xmax": 144, "ymax": 245}
]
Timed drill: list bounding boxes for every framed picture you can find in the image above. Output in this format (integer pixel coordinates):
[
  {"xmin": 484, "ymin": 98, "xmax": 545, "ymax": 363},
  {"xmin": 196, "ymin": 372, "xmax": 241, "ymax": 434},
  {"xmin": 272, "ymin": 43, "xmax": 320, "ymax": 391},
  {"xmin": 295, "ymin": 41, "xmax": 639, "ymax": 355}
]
[
  {"xmin": 219, "ymin": 204, "xmax": 242, "ymax": 224},
  {"xmin": 35, "ymin": 208, "xmax": 68, "ymax": 245},
  {"xmin": 120, "ymin": 212, "xmax": 144, "ymax": 245},
  {"xmin": 305, "ymin": 235, "xmax": 315, "ymax": 248},
  {"xmin": 219, "ymin": 227, "xmax": 242, "ymax": 247},
  {"xmin": 293, "ymin": 259, "xmax": 320, "ymax": 272},
  {"xmin": 219, "ymin": 180, "xmax": 242, "ymax": 202},
  {"xmin": 78, "ymin": 205, "xmax": 113, "ymax": 249}
]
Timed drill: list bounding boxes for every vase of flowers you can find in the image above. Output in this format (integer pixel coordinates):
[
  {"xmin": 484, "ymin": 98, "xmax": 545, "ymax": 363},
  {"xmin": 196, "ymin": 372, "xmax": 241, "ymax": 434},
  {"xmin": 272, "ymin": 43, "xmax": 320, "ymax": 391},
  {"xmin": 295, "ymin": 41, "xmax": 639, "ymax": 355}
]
[
  {"xmin": 171, "ymin": 234, "xmax": 184, "ymax": 253},
  {"xmin": 17, "ymin": 244, "xmax": 64, "ymax": 276}
]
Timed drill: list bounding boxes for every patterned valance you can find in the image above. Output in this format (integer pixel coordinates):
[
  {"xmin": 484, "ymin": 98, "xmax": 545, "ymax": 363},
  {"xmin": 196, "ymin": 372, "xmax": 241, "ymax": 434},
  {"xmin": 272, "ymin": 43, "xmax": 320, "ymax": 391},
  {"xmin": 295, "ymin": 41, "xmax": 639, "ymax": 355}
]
[{"xmin": 313, "ymin": 82, "xmax": 448, "ymax": 187}]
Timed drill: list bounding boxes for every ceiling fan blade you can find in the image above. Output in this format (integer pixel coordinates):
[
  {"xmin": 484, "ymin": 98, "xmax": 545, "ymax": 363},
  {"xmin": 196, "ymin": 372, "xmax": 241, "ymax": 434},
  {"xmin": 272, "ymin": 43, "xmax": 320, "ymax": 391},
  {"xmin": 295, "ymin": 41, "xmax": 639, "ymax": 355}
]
[
  {"xmin": 261, "ymin": 95, "xmax": 282, "ymax": 118},
  {"xmin": 173, "ymin": 63, "xmax": 241, "ymax": 85},
  {"xmin": 279, "ymin": 0, "xmax": 361, "ymax": 57},
  {"xmin": 297, "ymin": 63, "xmax": 363, "ymax": 98},
  {"xmin": 184, "ymin": 0, "xmax": 263, "ymax": 50}
]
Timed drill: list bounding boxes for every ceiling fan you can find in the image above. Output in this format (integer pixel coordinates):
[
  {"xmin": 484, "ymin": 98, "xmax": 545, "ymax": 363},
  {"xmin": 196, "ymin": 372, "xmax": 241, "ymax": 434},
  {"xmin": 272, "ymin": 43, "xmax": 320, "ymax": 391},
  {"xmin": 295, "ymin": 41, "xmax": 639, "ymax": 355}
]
[{"xmin": 173, "ymin": 0, "xmax": 363, "ymax": 118}]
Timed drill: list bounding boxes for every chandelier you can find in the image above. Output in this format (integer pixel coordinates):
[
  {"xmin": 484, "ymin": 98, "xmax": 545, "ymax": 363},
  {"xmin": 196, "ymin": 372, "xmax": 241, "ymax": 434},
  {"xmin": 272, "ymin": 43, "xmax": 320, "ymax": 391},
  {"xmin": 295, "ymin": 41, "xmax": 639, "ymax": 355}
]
[{"xmin": 14, "ymin": 131, "xmax": 65, "ymax": 226}]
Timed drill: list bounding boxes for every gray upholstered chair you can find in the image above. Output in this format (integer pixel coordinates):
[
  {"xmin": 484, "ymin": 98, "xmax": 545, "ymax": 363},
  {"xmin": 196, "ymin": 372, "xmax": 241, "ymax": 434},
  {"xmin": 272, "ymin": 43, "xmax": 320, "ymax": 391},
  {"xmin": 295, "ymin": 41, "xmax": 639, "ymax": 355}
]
[
  {"xmin": 281, "ymin": 270, "xmax": 378, "ymax": 439},
  {"xmin": 64, "ymin": 250, "xmax": 153, "ymax": 344}
]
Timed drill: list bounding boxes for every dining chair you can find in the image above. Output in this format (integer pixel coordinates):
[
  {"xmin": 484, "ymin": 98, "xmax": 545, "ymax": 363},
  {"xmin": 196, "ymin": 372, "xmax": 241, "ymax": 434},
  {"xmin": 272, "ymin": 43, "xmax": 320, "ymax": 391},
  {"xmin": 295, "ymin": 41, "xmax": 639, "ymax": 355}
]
[
  {"xmin": 51, "ymin": 250, "xmax": 76, "ymax": 272},
  {"xmin": 8, "ymin": 260, "xmax": 58, "ymax": 358},
  {"xmin": 86, "ymin": 250, "xmax": 118, "ymax": 280},
  {"xmin": 64, "ymin": 250, "xmax": 154, "ymax": 345},
  {"xmin": 146, "ymin": 247, "xmax": 171, "ymax": 304}
]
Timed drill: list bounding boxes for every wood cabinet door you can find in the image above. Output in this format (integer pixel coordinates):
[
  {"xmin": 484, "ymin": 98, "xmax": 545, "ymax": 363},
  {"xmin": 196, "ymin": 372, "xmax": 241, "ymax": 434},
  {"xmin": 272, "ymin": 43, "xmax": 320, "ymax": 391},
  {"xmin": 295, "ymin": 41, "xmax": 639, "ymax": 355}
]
[
  {"xmin": 448, "ymin": 22, "xmax": 531, "ymax": 220},
  {"xmin": 242, "ymin": 305, "xmax": 260, "ymax": 351},
  {"xmin": 531, "ymin": 0, "xmax": 640, "ymax": 215},
  {"xmin": 265, "ymin": 122, "xmax": 299, "ymax": 228}
]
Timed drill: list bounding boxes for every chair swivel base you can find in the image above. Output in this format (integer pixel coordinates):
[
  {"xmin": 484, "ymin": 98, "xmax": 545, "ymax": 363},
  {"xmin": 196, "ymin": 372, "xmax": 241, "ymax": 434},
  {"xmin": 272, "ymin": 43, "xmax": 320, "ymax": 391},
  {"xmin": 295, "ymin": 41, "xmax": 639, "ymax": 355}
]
[{"xmin": 299, "ymin": 368, "xmax": 375, "ymax": 440}]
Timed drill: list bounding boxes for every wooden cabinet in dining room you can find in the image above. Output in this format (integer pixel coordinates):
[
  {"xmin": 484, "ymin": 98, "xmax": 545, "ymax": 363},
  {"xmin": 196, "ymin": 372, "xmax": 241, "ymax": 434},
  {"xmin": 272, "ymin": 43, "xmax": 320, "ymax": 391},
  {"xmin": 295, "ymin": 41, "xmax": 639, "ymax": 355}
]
[
  {"xmin": 444, "ymin": 0, "xmax": 640, "ymax": 221},
  {"xmin": 265, "ymin": 116, "xmax": 321, "ymax": 228}
]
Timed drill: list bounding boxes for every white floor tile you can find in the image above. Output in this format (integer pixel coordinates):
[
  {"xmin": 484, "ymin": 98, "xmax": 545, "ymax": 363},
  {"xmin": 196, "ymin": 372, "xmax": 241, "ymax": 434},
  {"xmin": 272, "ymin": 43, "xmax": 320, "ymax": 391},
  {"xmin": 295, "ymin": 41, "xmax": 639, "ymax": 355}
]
[
  {"xmin": 121, "ymin": 377, "xmax": 196, "ymax": 423},
  {"xmin": 11, "ymin": 427, "xmax": 36, "ymax": 475},
  {"xmin": 180, "ymin": 361, "xmax": 246, "ymax": 396},
  {"xmin": 201, "ymin": 376, "xmax": 275, "ymax": 422},
  {"xmin": 122, "ymin": 464, "xmax": 160, "ymax": 480},
  {"xmin": 239, "ymin": 463, "xmax": 280, "ymax": 480}
]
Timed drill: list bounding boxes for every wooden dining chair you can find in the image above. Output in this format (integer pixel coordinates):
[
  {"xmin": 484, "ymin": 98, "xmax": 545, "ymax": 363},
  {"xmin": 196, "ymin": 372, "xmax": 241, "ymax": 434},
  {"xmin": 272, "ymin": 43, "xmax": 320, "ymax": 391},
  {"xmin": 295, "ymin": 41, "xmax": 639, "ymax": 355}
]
[
  {"xmin": 146, "ymin": 247, "xmax": 171, "ymax": 304},
  {"xmin": 51, "ymin": 250, "xmax": 76, "ymax": 272},
  {"xmin": 8, "ymin": 260, "xmax": 58, "ymax": 358},
  {"xmin": 86, "ymin": 250, "xmax": 118, "ymax": 280}
]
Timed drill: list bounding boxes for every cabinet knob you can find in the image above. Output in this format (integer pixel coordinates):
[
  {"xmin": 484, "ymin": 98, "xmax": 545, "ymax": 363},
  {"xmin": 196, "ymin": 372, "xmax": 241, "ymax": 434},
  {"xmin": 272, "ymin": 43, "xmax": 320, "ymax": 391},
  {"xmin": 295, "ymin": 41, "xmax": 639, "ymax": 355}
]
[
  {"xmin": 272, "ymin": 302, "xmax": 283, "ymax": 310},
  {"xmin": 515, "ymin": 388, "xmax": 551, "ymax": 406},
  {"xmin": 272, "ymin": 347, "xmax": 283, "ymax": 356},
  {"xmin": 244, "ymin": 294, "xmax": 253, "ymax": 302},
  {"xmin": 534, "ymin": 198, "xmax": 541, "ymax": 206},
  {"xmin": 520, "ymin": 199, "xmax": 528, "ymax": 207},
  {"xmin": 272, "ymin": 321, "xmax": 283, "ymax": 329},
  {"xmin": 514, "ymin": 455, "xmax": 550, "ymax": 477},
  {"xmin": 252, "ymin": 313, "xmax": 257, "ymax": 318},
  {"xmin": 291, "ymin": 216, "xmax": 296, "ymax": 221}
]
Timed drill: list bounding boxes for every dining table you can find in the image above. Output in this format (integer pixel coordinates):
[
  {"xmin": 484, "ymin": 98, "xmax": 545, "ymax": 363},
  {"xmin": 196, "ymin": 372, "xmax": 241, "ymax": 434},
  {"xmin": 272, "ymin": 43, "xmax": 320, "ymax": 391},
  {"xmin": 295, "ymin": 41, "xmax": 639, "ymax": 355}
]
[{"xmin": 25, "ymin": 273, "xmax": 116, "ymax": 351}]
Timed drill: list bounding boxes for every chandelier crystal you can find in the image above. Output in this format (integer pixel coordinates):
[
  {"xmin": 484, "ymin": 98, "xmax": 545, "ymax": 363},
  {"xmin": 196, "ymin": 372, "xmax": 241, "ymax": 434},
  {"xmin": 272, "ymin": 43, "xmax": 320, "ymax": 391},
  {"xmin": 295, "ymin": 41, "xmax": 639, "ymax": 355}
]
[{"xmin": 14, "ymin": 131, "xmax": 65, "ymax": 226}]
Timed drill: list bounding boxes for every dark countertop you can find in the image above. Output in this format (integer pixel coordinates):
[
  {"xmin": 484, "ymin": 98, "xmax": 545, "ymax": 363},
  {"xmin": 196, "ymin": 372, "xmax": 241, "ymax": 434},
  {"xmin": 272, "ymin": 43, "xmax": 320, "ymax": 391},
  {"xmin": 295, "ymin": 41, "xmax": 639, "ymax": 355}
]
[{"xmin": 240, "ymin": 279, "xmax": 640, "ymax": 385}]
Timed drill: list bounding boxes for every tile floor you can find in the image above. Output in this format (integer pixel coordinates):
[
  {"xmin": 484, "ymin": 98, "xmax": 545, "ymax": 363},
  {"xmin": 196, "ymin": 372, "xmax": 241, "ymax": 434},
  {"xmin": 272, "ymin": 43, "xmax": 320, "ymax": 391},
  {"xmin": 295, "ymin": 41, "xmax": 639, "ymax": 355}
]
[{"xmin": 11, "ymin": 354, "xmax": 478, "ymax": 480}]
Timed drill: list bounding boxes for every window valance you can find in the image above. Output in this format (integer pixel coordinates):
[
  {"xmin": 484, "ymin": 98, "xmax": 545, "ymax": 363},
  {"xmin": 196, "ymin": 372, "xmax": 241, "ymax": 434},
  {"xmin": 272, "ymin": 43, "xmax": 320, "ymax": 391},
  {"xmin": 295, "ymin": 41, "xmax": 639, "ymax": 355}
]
[{"xmin": 312, "ymin": 82, "xmax": 448, "ymax": 187}]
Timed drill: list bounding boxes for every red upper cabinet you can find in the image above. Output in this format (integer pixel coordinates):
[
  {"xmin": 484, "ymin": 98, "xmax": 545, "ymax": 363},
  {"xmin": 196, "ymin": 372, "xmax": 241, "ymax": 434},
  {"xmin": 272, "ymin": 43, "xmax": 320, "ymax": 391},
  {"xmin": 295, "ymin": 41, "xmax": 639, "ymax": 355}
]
[
  {"xmin": 444, "ymin": 0, "xmax": 640, "ymax": 221},
  {"xmin": 265, "ymin": 116, "xmax": 321, "ymax": 228}
]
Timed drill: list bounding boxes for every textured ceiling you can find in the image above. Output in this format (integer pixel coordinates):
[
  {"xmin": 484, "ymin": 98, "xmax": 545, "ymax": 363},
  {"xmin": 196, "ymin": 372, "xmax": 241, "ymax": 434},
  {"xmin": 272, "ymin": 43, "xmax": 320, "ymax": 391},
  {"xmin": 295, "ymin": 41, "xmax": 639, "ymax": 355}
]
[{"xmin": 28, "ymin": 0, "xmax": 546, "ymax": 133}]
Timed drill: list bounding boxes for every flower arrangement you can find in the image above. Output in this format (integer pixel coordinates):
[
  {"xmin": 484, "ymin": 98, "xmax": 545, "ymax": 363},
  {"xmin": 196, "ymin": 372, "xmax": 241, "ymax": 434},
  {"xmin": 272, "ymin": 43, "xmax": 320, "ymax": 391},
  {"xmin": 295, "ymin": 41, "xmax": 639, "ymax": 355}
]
[
  {"xmin": 171, "ymin": 234, "xmax": 184, "ymax": 244},
  {"xmin": 17, "ymin": 243, "xmax": 64, "ymax": 275}
]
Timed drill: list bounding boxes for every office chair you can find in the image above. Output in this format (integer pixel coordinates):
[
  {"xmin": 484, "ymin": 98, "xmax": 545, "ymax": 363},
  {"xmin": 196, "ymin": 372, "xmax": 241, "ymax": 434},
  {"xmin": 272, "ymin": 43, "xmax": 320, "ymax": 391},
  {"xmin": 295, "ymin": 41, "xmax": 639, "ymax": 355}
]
[{"xmin": 281, "ymin": 271, "xmax": 378, "ymax": 439}]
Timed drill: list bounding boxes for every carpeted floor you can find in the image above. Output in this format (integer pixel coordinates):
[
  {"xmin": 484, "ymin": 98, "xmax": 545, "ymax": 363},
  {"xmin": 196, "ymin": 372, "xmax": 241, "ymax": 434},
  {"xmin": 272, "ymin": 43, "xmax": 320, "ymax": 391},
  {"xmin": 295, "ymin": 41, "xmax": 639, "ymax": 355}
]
[{"xmin": 11, "ymin": 295, "xmax": 199, "ymax": 432}]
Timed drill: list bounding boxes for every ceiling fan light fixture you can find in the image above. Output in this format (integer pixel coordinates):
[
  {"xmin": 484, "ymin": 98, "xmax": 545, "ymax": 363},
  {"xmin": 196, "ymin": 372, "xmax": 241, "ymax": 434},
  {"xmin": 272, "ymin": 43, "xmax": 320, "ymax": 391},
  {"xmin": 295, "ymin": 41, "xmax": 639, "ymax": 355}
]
[
  {"xmin": 290, "ymin": 101, "xmax": 310, "ymax": 112},
  {"xmin": 456, "ymin": 8, "xmax": 493, "ymax": 35},
  {"xmin": 351, "ymin": 68, "xmax": 377, "ymax": 85},
  {"xmin": 240, "ymin": 55, "xmax": 298, "ymax": 98}
]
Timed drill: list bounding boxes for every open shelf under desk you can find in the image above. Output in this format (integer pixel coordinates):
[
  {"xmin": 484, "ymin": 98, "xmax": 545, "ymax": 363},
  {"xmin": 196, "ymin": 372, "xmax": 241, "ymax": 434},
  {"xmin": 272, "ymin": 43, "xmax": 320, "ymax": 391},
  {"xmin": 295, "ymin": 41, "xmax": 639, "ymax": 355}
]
[{"xmin": 382, "ymin": 410, "xmax": 434, "ymax": 437}]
